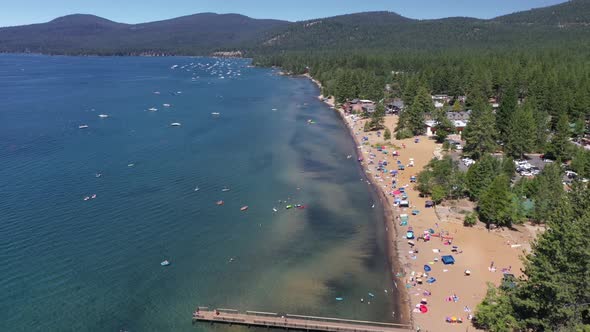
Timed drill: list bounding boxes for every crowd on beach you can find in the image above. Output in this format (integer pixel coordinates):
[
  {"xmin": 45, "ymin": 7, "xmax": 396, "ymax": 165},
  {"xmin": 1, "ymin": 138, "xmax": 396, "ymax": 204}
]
[{"xmin": 328, "ymin": 103, "xmax": 526, "ymax": 332}]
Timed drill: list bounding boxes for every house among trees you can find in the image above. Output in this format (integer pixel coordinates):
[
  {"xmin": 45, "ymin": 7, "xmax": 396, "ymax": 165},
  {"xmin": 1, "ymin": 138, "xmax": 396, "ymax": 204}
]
[
  {"xmin": 386, "ymin": 98, "xmax": 405, "ymax": 114},
  {"xmin": 432, "ymin": 94, "xmax": 451, "ymax": 108},
  {"xmin": 344, "ymin": 99, "xmax": 375, "ymax": 114},
  {"xmin": 425, "ymin": 110, "xmax": 471, "ymax": 136}
]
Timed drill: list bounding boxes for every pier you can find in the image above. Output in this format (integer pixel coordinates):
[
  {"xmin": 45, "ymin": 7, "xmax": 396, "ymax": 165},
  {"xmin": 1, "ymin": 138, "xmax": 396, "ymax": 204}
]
[{"xmin": 192, "ymin": 307, "xmax": 413, "ymax": 331}]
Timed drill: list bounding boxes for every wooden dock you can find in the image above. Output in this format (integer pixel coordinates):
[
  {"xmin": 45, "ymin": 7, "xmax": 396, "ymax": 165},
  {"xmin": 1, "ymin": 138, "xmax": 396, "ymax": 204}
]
[{"xmin": 192, "ymin": 307, "xmax": 413, "ymax": 332}]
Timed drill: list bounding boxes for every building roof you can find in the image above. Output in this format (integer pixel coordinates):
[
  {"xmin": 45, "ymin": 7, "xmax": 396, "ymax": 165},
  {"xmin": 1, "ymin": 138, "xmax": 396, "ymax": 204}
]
[{"xmin": 446, "ymin": 110, "xmax": 471, "ymax": 122}]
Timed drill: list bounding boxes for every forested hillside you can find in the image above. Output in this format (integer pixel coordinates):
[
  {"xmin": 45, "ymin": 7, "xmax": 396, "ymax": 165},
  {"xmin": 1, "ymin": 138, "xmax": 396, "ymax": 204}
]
[
  {"xmin": 0, "ymin": 13, "xmax": 288, "ymax": 55},
  {"xmin": 2, "ymin": 1, "xmax": 590, "ymax": 55}
]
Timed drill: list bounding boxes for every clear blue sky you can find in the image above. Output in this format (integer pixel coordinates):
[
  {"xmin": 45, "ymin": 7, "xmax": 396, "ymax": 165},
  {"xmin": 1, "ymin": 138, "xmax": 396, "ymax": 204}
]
[{"xmin": 0, "ymin": 0, "xmax": 568, "ymax": 26}]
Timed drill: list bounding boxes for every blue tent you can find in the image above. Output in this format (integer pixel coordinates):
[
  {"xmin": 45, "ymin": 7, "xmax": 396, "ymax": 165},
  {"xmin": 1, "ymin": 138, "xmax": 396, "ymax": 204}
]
[
  {"xmin": 424, "ymin": 264, "xmax": 431, "ymax": 272},
  {"xmin": 441, "ymin": 255, "xmax": 455, "ymax": 265}
]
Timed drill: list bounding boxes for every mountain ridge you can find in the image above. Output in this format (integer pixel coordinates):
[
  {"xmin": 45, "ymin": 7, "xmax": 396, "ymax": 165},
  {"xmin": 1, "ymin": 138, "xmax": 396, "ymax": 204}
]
[{"xmin": 0, "ymin": 1, "xmax": 588, "ymax": 55}]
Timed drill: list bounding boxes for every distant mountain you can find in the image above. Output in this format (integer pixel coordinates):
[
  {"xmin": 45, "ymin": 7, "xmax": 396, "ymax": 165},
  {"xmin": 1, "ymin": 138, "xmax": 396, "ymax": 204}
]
[
  {"xmin": 254, "ymin": 1, "xmax": 590, "ymax": 53},
  {"xmin": 0, "ymin": 1, "xmax": 588, "ymax": 56},
  {"xmin": 494, "ymin": 0, "xmax": 590, "ymax": 26},
  {"xmin": 0, "ymin": 13, "xmax": 289, "ymax": 55}
]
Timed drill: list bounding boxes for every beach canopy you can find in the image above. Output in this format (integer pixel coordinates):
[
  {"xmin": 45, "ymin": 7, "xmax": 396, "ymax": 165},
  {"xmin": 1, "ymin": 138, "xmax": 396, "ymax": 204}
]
[{"xmin": 442, "ymin": 255, "xmax": 455, "ymax": 265}]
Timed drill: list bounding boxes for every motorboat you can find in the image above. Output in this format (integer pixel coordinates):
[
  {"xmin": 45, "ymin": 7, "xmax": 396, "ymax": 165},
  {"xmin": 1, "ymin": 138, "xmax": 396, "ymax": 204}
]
[
  {"xmin": 78, "ymin": 125, "xmax": 89, "ymax": 129},
  {"xmin": 170, "ymin": 123, "xmax": 182, "ymax": 127},
  {"xmin": 240, "ymin": 206, "xmax": 249, "ymax": 211},
  {"xmin": 273, "ymin": 207, "xmax": 278, "ymax": 212},
  {"xmin": 194, "ymin": 186, "xmax": 200, "ymax": 192},
  {"xmin": 221, "ymin": 187, "xmax": 230, "ymax": 192},
  {"xmin": 163, "ymin": 103, "xmax": 171, "ymax": 107},
  {"xmin": 148, "ymin": 107, "xmax": 158, "ymax": 112},
  {"xmin": 216, "ymin": 200, "xmax": 224, "ymax": 205},
  {"xmin": 91, "ymin": 194, "xmax": 97, "ymax": 199},
  {"xmin": 211, "ymin": 112, "xmax": 220, "ymax": 116},
  {"xmin": 161, "ymin": 260, "xmax": 170, "ymax": 266},
  {"xmin": 98, "ymin": 114, "xmax": 109, "ymax": 118}
]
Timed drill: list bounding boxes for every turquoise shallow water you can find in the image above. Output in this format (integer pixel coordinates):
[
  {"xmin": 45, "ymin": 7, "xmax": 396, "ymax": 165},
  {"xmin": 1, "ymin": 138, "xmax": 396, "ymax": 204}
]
[{"xmin": 0, "ymin": 55, "xmax": 398, "ymax": 331}]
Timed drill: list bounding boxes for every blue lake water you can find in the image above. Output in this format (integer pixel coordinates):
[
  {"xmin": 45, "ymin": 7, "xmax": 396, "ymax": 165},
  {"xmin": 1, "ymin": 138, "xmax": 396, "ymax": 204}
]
[{"xmin": 0, "ymin": 55, "xmax": 397, "ymax": 331}]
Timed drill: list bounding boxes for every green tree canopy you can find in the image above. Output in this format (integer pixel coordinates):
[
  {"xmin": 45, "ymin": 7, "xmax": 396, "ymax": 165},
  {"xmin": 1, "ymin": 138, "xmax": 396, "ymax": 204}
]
[{"xmin": 478, "ymin": 174, "xmax": 519, "ymax": 227}]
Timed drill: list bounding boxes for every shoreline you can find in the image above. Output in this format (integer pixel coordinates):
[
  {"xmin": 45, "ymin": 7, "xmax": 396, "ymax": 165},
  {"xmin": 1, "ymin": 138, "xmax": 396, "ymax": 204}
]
[
  {"xmin": 303, "ymin": 72, "xmax": 534, "ymax": 332},
  {"xmin": 303, "ymin": 73, "xmax": 412, "ymax": 327}
]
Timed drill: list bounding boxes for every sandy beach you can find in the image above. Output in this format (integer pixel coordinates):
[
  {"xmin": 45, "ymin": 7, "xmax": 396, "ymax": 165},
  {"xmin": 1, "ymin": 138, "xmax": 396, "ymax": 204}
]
[{"xmin": 308, "ymin": 75, "xmax": 539, "ymax": 331}]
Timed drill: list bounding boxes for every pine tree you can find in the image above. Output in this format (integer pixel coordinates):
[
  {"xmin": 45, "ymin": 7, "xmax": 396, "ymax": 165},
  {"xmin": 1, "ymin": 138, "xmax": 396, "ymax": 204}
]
[
  {"xmin": 384, "ymin": 128, "xmax": 391, "ymax": 140},
  {"xmin": 369, "ymin": 102, "xmax": 386, "ymax": 130},
  {"xmin": 452, "ymin": 99, "xmax": 462, "ymax": 112},
  {"xmin": 463, "ymin": 96, "xmax": 497, "ymax": 160},
  {"xmin": 546, "ymin": 113, "xmax": 571, "ymax": 161},
  {"xmin": 505, "ymin": 100, "xmax": 537, "ymax": 159},
  {"xmin": 406, "ymin": 86, "xmax": 433, "ymax": 135},
  {"xmin": 434, "ymin": 108, "xmax": 455, "ymax": 143},
  {"xmin": 496, "ymin": 84, "xmax": 518, "ymax": 141},
  {"xmin": 532, "ymin": 163, "xmax": 565, "ymax": 223},
  {"xmin": 478, "ymin": 174, "xmax": 517, "ymax": 227},
  {"xmin": 533, "ymin": 108, "xmax": 549, "ymax": 152},
  {"xmin": 466, "ymin": 154, "xmax": 501, "ymax": 200},
  {"xmin": 511, "ymin": 191, "xmax": 590, "ymax": 330}
]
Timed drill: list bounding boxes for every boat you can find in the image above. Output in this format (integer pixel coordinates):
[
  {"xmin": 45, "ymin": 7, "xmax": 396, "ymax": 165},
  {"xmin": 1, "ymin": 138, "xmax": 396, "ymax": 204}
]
[
  {"xmin": 127, "ymin": 163, "xmax": 135, "ymax": 167},
  {"xmin": 286, "ymin": 205, "xmax": 293, "ymax": 209},
  {"xmin": 240, "ymin": 206, "xmax": 249, "ymax": 211},
  {"xmin": 271, "ymin": 108, "xmax": 278, "ymax": 111},
  {"xmin": 273, "ymin": 207, "xmax": 278, "ymax": 212},
  {"xmin": 335, "ymin": 297, "xmax": 344, "ymax": 301},
  {"xmin": 95, "ymin": 173, "xmax": 102, "ymax": 178},
  {"xmin": 83, "ymin": 196, "xmax": 90, "ymax": 201},
  {"xmin": 368, "ymin": 292, "xmax": 375, "ymax": 297},
  {"xmin": 98, "ymin": 114, "xmax": 109, "ymax": 118},
  {"xmin": 221, "ymin": 187, "xmax": 230, "ymax": 192},
  {"xmin": 170, "ymin": 122, "xmax": 182, "ymax": 126},
  {"xmin": 161, "ymin": 260, "xmax": 170, "ymax": 266},
  {"xmin": 211, "ymin": 112, "xmax": 220, "ymax": 116},
  {"xmin": 91, "ymin": 194, "xmax": 97, "ymax": 199},
  {"xmin": 372, "ymin": 204, "xmax": 375, "ymax": 208},
  {"xmin": 216, "ymin": 200, "xmax": 224, "ymax": 205},
  {"xmin": 194, "ymin": 186, "xmax": 200, "ymax": 192},
  {"xmin": 78, "ymin": 125, "xmax": 89, "ymax": 129},
  {"xmin": 148, "ymin": 107, "xmax": 158, "ymax": 112},
  {"xmin": 163, "ymin": 103, "xmax": 171, "ymax": 107}
]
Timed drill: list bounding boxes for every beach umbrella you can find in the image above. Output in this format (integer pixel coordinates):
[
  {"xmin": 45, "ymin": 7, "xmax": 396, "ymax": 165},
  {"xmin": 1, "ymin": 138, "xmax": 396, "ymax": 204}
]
[{"xmin": 419, "ymin": 305, "xmax": 428, "ymax": 313}]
